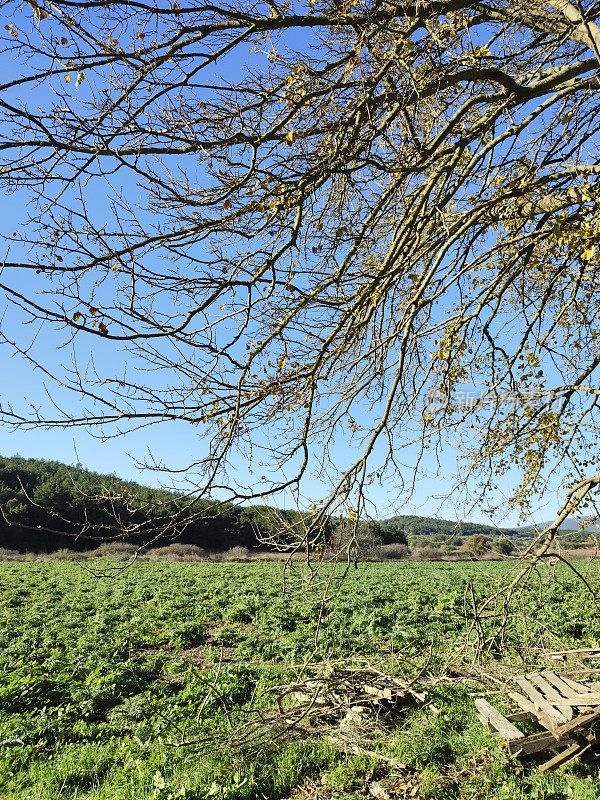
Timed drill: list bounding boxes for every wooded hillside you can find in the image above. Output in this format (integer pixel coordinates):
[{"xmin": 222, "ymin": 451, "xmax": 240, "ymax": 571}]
[
  {"xmin": 0, "ymin": 456, "xmax": 302, "ymax": 552},
  {"xmin": 0, "ymin": 456, "xmax": 512, "ymax": 553}
]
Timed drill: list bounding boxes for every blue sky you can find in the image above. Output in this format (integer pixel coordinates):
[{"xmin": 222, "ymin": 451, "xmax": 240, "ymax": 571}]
[
  {"xmin": 0, "ymin": 300, "xmax": 557, "ymax": 528},
  {"xmin": 0, "ymin": 4, "xmax": 578, "ymax": 529}
]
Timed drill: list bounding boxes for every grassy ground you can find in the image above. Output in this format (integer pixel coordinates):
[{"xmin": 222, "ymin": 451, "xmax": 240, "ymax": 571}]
[{"xmin": 1, "ymin": 560, "xmax": 600, "ymax": 799}]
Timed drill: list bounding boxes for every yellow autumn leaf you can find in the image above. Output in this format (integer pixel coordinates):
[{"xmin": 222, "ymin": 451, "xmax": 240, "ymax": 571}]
[{"xmin": 581, "ymin": 245, "xmax": 596, "ymax": 261}]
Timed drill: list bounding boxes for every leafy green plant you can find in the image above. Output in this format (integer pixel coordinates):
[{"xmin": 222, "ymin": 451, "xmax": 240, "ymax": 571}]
[{"xmin": 0, "ymin": 560, "xmax": 599, "ymax": 799}]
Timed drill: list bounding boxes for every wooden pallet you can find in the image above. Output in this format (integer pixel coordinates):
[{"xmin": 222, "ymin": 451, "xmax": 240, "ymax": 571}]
[{"xmin": 475, "ymin": 671, "xmax": 600, "ymax": 771}]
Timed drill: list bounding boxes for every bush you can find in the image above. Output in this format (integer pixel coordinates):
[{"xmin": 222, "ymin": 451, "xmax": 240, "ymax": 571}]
[
  {"xmin": 492, "ymin": 538, "xmax": 516, "ymax": 555},
  {"xmin": 410, "ymin": 538, "xmax": 432, "ymax": 549},
  {"xmin": 43, "ymin": 549, "xmax": 81, "ymax": 561},
  {"xmin": 460, "ymin": 534, "xmax": 493, "ymax": 555},
  {"xmin": 0, "ymin": 547, "xmax": 26, "ymax": 561},
  {"xmin": 411, "ymin": 545, "xmax": 442, "ymax": 561},
  {"xmin": 221, "ymin": 546, "xmax": 251, "ymax": 561},
  {"xmin": 169, "ymin": 620, "xmax": 209, "ymax": 648},
  {"xmin": 376, "ymin": 543, "xmax": 411, "ymax": 560},
  {"xmin": 88, "ymin": 542, "xmax": 139, "ymax": 560},
  {"xmin": 439, "ymin": 544, "xmax": 456, "ymax": 556},
  {"xmin": 145, "ymin": 544, "xmax": 206, "ymax": 561}
]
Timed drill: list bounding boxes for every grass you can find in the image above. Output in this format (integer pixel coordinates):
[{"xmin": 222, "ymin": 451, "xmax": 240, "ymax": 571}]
[{"xmin": 0, "ymin": 560, "xmax": 599, "ymax": 798}]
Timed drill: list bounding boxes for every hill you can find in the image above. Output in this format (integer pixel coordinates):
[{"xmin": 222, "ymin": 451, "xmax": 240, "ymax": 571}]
[
  {"xmin": 0, "ymin": 455, "xmax": 306, "ymax": 553},
  {"xmin": 378, "ymin": 514, "xmax": 517, "ymax": 539},
  {"xmin": 520, "ymin": 517, "xmax": 600, "ymax": 533},
  {"xmin": 0, "ymin": 455, "xmax": 517, "ymax": 553}
]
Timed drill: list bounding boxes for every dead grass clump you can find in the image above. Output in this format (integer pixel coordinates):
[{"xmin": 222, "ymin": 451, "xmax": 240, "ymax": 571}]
[
  {"xmin": 145, "ymin": 544, "xmax": 207, "ymax": 561},
  {"xmin": 0, "ymin": 547, "xmax": 27, "ymax": 561},
  {"xmin": 220, "ymin": 546, "xmax": 252, "ymax": 562},
  {"xmin": 250, "ymin": 550, "xmax": 293, "ymax": 561},
  {"xmin": 375, "ymin": 543, "xmax": 411, "ymax": 561},
  {"xmin": 89, "ymin": 542, "xmax": 139, "ymax": 560},
  {"xmin": 43, "ymin": 548, "xmax": 83, "ymax": 561}
]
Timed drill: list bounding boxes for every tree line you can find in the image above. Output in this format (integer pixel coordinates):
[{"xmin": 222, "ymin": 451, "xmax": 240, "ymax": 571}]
[{"xmin": 0, "ymin": 456, "xmax": 304, "ymax": 552}]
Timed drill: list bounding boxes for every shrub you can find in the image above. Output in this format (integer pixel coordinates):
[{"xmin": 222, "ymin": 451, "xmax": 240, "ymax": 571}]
[
  {"xmin": 376, "ymin": 543, "xmax": 411, "ymax": 560},
  {"xmin": 221, "ymin": 546, "xmax": 251, "ymax": 561},
  {"xmin": 88, "ymin": 542, "xmax": 139, "ymax": 560},
  {"xmin": 411, "ymin": 545, "xmax": 442, "ymax": 561},
  {"xmin": 439, "ymin": 544, "xmax": 456, "ymax": 556},
  {"xmin": 44, "ymin": 549, "xmax": 81, "ymax": 561},
  {"xmin": 460, "ymin": 534, "xmax": 493, "ymax": 555},
  {"xmin": 145, "ymin": 544, "xmax": 206, "ymax": 561},
  {"xmin": 492, "ymin": 538, "xmax": 516, "ymax": 555},
  {"xmin": 0, "ymin": 547, "xmax": 26, "ymax": 561},
  {"xmin": 169, "ymin": 620, "xmax": 209, "ymax": 648}
]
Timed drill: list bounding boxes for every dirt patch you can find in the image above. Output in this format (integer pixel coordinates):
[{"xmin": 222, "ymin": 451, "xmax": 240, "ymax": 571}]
[
  {"xmin": 176, "ymin": 646, "xmax": 209, "ymax": 665},
  {"xmin": 560, "ymin": 549, "xmax": 599, "ymax": 559},
  {"xmin": 129, "ymin": 643, "xmax": 173, "ymax": 659},
  {"xmin": 285, "ymin": 772, "xmax": 424, "ymax": 800}
]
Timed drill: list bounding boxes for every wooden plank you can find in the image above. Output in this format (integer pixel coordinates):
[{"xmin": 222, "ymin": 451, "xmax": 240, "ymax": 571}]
[
  {"xmin": 553, "ymin": 707, "xmax": 600, "ymax": 739},
  {"xmin": 541, "ymin": 671, "xmax": 583, "ymax": 700},
  {"xmin": 508, "ymin": 690, "xmax": 537, "ymax": 713},
  {"xmin": 507, "ymin": 691, "xmax": 558, "ymax": 733},
  {"xmin": 548, "ymin": 695, "xmax": 600, "ymax": 706},
  {"xmin": 476, "ymin": 711, "xmax": 501, "ymax": 735},
  {"xmin": 584, "ymin": 681, "xmax": 600, "ymax": 693},
  {"xmin": 542, "ymin": 671, "xmax": 600, "ymax": 710},
  {"xmin": 528, "ymin": 673, "xmax": 568, "ymax": 702},
  {"xmin": 545, "ymin": 649, "xmax": 600, "ymax": 657},
  {"xmin": 527, "ymin": 674, "xmax": 573, "ymax": 720},
  {"xmin": 539, "ymin": 742, "xmax": 589, "ymax": 773},
  {"xmin": 508, "ymin": 732, "xmax": 576, "ymax": 756},
  {"xmin": 540, "ymin": 671, "xmax": 600, "ymax": 715},
  {"xmin": 363, "ymin": 684, "xmax": 395, "ymax": 701},
  {"xmin": 474, "ymin": 698, "xmax": 524, "ymax": 741},
  {"xmin": 514, "ymin": 677, "xmax": 570, "ymax": 724},
  {"xmin": 546, "ymin": 647, "xmax": 600, "ymax": 656},
  {"xmin": 561, "ymin": 675, "xmax": 597, "ymax": 695}
]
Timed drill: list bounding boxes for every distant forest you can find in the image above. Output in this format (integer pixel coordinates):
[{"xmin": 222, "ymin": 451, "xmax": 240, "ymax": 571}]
[
  {"xmin": 380, "ymin": 514, "xmax": 513, "ymax": 539},
  {"xmin": 0, "ymin": 455, "xmax": 516, "ymax": 553}
]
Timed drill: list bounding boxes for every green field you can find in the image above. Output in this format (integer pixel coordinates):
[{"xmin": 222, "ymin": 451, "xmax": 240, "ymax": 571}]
[{"xmin": 1, "ymin": 560, "xmax": 600, "ymax": 799}]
